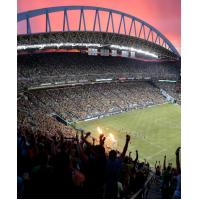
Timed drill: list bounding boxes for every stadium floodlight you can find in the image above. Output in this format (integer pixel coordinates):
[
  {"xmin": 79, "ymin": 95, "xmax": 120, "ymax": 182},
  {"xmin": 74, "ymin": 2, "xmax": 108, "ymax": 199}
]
[
  {"xmin": 110, "ymin": 45, "xmax": 158, "ymax": 58},
  {"xmin": 17, "ymin": 43, "xmax": 104, "ymax": 50},
  {"xmin": 17, "ymin": 42, "xmax": 158, "ymax": 58}
]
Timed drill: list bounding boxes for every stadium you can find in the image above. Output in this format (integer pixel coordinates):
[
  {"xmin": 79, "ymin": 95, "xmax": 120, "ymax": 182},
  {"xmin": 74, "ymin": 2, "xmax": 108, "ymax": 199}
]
[{"xmin": 17, "ymin": 4, "xmax": 181, "ymax": 199}]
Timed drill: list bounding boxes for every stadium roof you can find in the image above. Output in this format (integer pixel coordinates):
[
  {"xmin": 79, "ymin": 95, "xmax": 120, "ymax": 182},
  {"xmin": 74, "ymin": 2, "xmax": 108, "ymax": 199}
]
[{"xmin": 17, "ymin": 6, "xmax": 180, "ymax": 60}]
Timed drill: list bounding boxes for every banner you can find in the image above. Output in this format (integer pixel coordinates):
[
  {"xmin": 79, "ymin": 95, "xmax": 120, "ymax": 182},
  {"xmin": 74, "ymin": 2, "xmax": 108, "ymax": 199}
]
[
  {"xmin": 130, "ymin": 51, "xmax": 135, "ymax": 58},
  {"xmin": 111, "ymin": 50, "xmax": 117, "ymax": 56},
  {"xmin": 100, "ymin": 49, "xmax": 109, "ymax": 56},
  {"xmin": 121, "ymin": 50, "xmax": 129, "ymax": 57},
  {"xmin": 88, "ymin": 48, "xmax": 97, "ymax": 55}
]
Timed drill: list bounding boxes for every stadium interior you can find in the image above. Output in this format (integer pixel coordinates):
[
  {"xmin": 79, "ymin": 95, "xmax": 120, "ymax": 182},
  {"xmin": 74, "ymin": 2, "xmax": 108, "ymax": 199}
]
[
  {"xmin": 17, "ymin": 5, "xmax": 181, "ymax": 199},
  {"xmin": 17, "ymin": 51, "xmax": 181, "ymax": 199}
]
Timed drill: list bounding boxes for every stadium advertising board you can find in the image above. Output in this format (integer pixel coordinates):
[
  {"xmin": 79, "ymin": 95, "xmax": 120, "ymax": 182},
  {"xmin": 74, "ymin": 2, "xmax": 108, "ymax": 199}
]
[
  {"xmin": 130, "ymin": 51, "xmax": 136, "ymax": 58},
  {"xmin": 121, "ymin": 50, "xmax": 129, "ymax": 57},
  {"xmin": 88, "ymin": 48, "xmax": 98, "ymax": 56},
  {"xmin": 100, "ymin": 49, "xmax": 109, "ymax": 56},
  {"xmin": 111, "ymin": 50, "xmax": 117, "ymax": 56}
]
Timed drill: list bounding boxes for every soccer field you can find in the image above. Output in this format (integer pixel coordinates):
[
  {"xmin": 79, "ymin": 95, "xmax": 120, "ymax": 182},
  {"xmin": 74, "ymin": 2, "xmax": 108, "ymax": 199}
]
[{"xmin": 77, "ymin": 103, "xmax": 181, "ymax": 166}]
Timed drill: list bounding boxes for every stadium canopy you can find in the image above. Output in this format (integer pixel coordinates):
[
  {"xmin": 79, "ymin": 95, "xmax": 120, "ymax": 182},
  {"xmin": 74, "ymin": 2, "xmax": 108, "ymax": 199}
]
[{"xmin": 17, "ymin": 6, "xmax": 180, "ymax": 60}]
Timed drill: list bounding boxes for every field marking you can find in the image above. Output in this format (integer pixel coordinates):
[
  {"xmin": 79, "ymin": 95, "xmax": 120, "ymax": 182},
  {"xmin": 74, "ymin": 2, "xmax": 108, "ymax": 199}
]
[
  {"xmin": 118, "ymin": 127, "xmax": 165, "ymax": 150},
  {"xmin": 78, "ymin": 104, "xmax": 180, "ymax": 166},
  {"xmin": 162, "ymin": 149, "xmax": 179, "ymax": 163},
  {"xmin": 117, "ymin": 128, "xmax": 162, "ymax": 149},
  {"xmin": 141, "ymin": 137, "xmax": 163, "ymax": 149},
  {"xmin": 146, "ymin": 149, "xmax": 167, "ymax": 160}
]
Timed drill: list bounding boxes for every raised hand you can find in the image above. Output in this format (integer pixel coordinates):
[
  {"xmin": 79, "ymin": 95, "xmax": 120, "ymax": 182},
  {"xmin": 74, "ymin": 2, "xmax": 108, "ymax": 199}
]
[
  {"xmin": 99, "ymin": 134, "xmax": 106, "ymax": 146},
  {"xmin": 155, "ymin": 160, "xmax": 157, "ymax": 168},
  {"xmin": 163, "ymin": 155, "xmax": 166, "ymax": 170},
  {"xmin": 85, "ymin": 132, "xmax": 91, "ymax": 138},
  {"xmin": 99, "ymin": 134, "xmax": 104, "ymax": 141},
  {"xmin": 176, "ymin": 147, "xmax": 181, "ymax": 155},
  {"xmin": 76, "ymin": 132, "xmax": 79, "ymax": 142},
  {"xmin": 134, "ymin": 150, "xmax": 138, "ymax": 162},
  {"xmin": 92, "ymin": 137, "xmax": 95, "ymax": 146},
  {"xmin": 121, "ymin": 134, "xmax": 131, "ymax": 159},
  {"xmin": 126, "ymin": 134, "xmax": 131, "ymax": 142},
  {"xmin": 175, "ymin": 147, "xmax": 181, "ymax": 174},
  {"xmin": 81, "ymin": 130, "xmax": 84, "ymax": 139}
]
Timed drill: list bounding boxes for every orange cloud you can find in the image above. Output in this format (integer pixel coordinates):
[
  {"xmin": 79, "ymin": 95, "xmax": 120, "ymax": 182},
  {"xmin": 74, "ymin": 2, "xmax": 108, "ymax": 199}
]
[{"xmin": 18, "ymin": 0, "xmax": 180, "ymax": 53}]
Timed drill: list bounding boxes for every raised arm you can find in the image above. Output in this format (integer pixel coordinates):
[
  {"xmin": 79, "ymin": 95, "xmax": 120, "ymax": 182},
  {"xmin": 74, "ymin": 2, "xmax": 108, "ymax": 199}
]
[
  {"xmin": 92, "ymin": 137, "xmax": 96, "ymax": 146},
  {"xmin": 99, "ymin": 134, "xmax": 106, "ymax": 146},
  {"xmin": 76, "ymin": 132, "xmax": 88, "ymax": 162},
  {"xmin": 134, "ymin": 150, "xmax": 138, "ymax": 163},
  {"xmin": 80, "ymin": 131, "xmax": 92, "ymax": 147},
  {"xmin": 176, "ymin": 147, "xmax": 181, "ymax": 174},
  {"xmin": 120, "ymin": 135, "xmax": 131, "ymax": 159},
  {"xmin": 155, "ymin": 161, "xmax": 157, "ymax": 169},
  {"xmin": 163, "ymin": 155, "xmax": 166, "ymax": 171}
]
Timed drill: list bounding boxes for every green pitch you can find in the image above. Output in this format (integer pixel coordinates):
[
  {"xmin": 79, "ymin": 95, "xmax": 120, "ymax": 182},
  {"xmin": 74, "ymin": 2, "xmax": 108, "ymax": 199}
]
[{"xmin": 77, "ymin": 103, "xmax": 181, "ymax": 167}]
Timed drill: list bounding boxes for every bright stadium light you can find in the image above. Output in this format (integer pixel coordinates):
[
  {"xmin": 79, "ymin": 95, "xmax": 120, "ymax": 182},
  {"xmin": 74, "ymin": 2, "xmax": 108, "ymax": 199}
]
[
  {"xmin": 110, "ymin": 45, "xmax": 158, "ymax": 58},
  {"xmin": 17, "ymin": 43, "xmax": 158, "ymax": 58},
  {"xmin": 17, "ymin": 43, "xmax": 104, "ymax": 50}
]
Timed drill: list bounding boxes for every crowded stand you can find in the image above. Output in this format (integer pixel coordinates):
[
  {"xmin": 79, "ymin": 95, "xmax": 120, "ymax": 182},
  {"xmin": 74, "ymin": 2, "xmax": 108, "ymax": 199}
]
[
  {"xmin": 154, "ymin": 81, "xmax": 181, "ymax": 104},
  {"xmin": 17, "ymin": 122, "xmax": 181, "ymax": 198},
  {"xmin": 18, "ymin": 81, "xmax": 166, "ymax": 125},
  {"xmin": 18, "ymin": 53, "xmax": 180, "ymax": 89},
  {"xmin": 17, "ymin": 51, "xmax": 181, "ymax": 198}
]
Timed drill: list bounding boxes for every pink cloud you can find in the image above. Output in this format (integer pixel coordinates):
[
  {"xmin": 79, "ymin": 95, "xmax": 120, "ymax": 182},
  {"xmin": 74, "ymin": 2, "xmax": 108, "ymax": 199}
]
[{"xmin": 17, "ymin": 0, "xmax": 180, "ymax": 53}]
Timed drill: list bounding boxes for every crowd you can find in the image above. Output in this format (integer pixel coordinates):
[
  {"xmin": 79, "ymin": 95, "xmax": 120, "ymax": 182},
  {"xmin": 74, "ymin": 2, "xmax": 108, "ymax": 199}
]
[
  {"xmin": 18, "ymin": 52, "xmax": 180, "ymax": 89},
  {"xmin": 154, "ymin": 148, "xmax": 181, "ymax": 199},
  {"xmin": 18, "ymin": 82, "xmax": 166, "ymax": 127},
  {"xmin": 17, "ymin": 123, "xmax": 181, "ymax": 199},
  {"xmin": 17, "ymin": 51, "xmax": 181, "ymax": 198},
  {"xmin": 17, "ymin": 124, "xmax": 145, "ymax": 199},
  {"xmin": 155, "ymin": 82, "xmax": 181, "ymax": 104}
]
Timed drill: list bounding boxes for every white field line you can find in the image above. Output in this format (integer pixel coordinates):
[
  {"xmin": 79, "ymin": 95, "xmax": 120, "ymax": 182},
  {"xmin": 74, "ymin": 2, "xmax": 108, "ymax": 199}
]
[
  {"xmin": 146, "ymin": 149, "xmax": 167, "ymax": 160},
  {"xmin": 141, "ymin": 137, "xmax": 163, "ymax": 149},
  {"xmin": 163, "ymin": 151, "xmax": 177, "ymax": 162},
  {"xmin": 119, "ymin": 128, "xmax": 163, "ymax": 149}
]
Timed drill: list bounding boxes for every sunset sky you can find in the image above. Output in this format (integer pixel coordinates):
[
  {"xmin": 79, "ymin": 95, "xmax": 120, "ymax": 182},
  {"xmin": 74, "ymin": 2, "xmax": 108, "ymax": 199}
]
[{"xmin": 17, "ymin": 0, "xmax": 181, "ymax": 53}]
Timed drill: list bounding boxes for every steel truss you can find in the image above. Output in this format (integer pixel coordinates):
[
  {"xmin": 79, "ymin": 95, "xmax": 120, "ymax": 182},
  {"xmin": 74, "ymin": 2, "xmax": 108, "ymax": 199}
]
[{"xmin": 17, "ymin": 6, "xmax": 180, "ymax": 57}]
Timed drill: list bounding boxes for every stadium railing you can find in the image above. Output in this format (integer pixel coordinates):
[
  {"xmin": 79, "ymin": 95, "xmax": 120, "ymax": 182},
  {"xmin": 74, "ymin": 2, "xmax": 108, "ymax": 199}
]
[{"xmin": 130, "ymin": 172, "xmax": 154, "ymax": 199}]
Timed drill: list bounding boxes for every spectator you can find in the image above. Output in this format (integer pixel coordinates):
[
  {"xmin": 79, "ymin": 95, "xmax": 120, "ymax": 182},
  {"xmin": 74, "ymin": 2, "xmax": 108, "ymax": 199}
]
[{"xmin": 104, "ymin": 134, "xmax": 130, "ymax": 198}]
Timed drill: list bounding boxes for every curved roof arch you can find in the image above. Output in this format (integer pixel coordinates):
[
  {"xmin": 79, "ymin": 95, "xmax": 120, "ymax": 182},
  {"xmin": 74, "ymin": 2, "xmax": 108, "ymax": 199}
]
[{"xmin": 17, "ymin": 5, "xmax": 180, "ymax": 57}]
